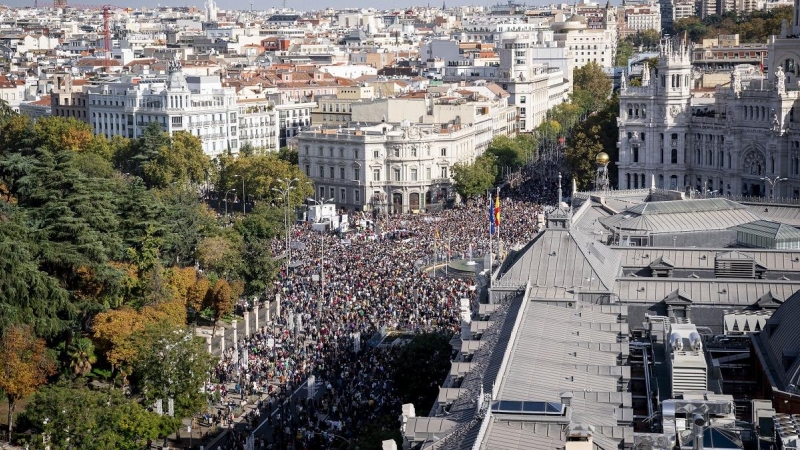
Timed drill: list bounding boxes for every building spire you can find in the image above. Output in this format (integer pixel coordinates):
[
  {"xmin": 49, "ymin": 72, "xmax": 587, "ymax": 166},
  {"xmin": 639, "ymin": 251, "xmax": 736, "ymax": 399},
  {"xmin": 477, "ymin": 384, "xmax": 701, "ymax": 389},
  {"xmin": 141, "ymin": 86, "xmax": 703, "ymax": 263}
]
[{"xmin": 557, "ymin": 172, "xmax": 563, "ymax": 207}]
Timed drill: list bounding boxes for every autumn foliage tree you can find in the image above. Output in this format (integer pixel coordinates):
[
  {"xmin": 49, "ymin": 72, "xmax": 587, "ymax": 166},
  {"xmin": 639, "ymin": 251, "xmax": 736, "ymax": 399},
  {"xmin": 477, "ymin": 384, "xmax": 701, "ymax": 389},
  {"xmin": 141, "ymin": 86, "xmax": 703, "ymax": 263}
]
[{"xmin": 0, "ymin": 325, "xmax": 57, "ymax": 435}]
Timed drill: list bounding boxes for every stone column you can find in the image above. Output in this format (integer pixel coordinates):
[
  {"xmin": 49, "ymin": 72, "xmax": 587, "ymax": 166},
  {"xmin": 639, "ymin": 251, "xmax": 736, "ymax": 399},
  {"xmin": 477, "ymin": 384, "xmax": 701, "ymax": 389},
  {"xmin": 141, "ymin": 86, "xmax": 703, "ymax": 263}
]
[
  {"xmin": 244, "ymin": 311, "xmax": 250, "ymax": 337},
  {"xmin": 254, "ymin": 304, "xmax": 259, "ymax": 331},
  {"xmin": 220, "ymin": 334, "xmax": 225, "ymax": 354},
  {"xmin": 207, "ymin": 336, "xmax": 212, "ymax": 354},
  {"xmin": 232, "ymin": 320, "xmax": 238, "ymax": 346}
]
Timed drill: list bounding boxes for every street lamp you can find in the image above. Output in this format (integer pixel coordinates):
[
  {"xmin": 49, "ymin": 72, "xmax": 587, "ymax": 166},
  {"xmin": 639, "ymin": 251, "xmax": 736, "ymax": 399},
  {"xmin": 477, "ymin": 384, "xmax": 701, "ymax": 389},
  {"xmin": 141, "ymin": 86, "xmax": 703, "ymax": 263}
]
[
  {"xmin": 234, "ymin": 174, "xmax": 246, "ymax": 214},
  {"xmin": 308, "ymin": 197, "xmax": 334, "ymax": 303},
  {"xmin": 224, "ymin": 188, "xmax": 236, "ymax": 216},
  {"xmin": 761, "ymin": 176, "xmax": 788, "ymax": 200},
  {"xmin": 272, "ymin": 177, "xmax": 305, "ymax": 273}
]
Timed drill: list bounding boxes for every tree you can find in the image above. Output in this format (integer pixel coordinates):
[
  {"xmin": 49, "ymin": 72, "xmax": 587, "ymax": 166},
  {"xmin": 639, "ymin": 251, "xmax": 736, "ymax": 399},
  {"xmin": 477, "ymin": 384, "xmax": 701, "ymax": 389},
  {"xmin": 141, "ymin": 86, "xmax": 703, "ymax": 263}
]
[
  {"xmin": 142, "ymin": 131, "xmax": 212, "ymax": 189},
  {"xmin": 196, "ymin": 234, "xmax": 243, "ymax": 278},
  {"xmin": 393, "ymin": 332, "xmax": 453, "ymax": 412},
  {"xmin": 157, "ymin": 185, "xmax": 217, "ymax": 267},
  {"xmin": 277, "ymin": 146, "xmax": 299, "ymax": 165},
  {"xmin": 615, "ymin": 38, "xmax": 634, "ymax": 67},
  {"xmin": 0, "ymin": 325, "xmax": 57, "ymax": 435},
  {"xmin": 233, "ymin": 204, "xmax": 282, "ymax": 296},
  {"xmin": 566, "ymin": 124, "xmax": 605, "ymax": 189},
  {"xmin": 0, "ymin": 204, "xmax": 72, "ymax": 337},
  {"xmin": 451, "ymin": 154, "xmax": 497, "ymax": 200},
  {"xmin": 115, "ymin": 122, "xmax": 169, "ymax": 181},
  {"xmin": 573, "ymin": 61, "xmax": 612, "ymax": 112},
  {"xmin": 216, "ymin": 153, "xmax": 312, "ymax": 204},
  {"xmin": 485, "ymin": 136, "xmax": 524, "ymax": 171},
  {"xmin": 206, "ymin": 279, "xmax": 235, "ymax": 332},
  {"xmin": 131, "ymin": 323, "xmax": 213, "ymax": 419},
  {"xmin": 22, "ymin": 383, "xmax": 168, "ymax": 450},
  {"xmin": 0, "ymin": 98, "xmax": 15, "ymax": 128},
  {"xmin": 66, "ymin": 337, "xmax": 97, "ymax": 377},
  {"xmin": 628, "ymin": 29, "xmax": 661, "ymax": 49}
]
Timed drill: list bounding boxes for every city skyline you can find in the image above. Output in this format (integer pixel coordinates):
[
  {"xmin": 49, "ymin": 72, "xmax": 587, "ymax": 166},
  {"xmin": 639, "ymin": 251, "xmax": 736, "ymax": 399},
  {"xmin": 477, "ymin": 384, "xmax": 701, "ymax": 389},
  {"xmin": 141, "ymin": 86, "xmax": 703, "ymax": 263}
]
[{"xmin": 1, "ymin": 0, "xmax": 620, "ymax": 11}]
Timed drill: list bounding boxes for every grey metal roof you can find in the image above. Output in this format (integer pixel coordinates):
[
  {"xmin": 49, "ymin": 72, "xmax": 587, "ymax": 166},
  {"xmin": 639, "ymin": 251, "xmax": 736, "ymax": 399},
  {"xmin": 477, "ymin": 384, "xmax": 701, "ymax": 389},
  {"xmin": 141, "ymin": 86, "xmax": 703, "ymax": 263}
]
[
  {"xmin": 615, "ymin": 278, "xmax": 800, "ymax": 306},
  {"xmin": 752, "ymin": 291, "xmax": 800, "ymax": 392},
  {"xmin": 731, "ymin": 220, "xmax": 800, "ymax": 242},
  {"xmin": 494, "ymin": 302, "xmax": 629, "ymax": 413},
  {"xmin": 626, "ymin": 198, "xmax": 746, "ymax": 215},
  {"xmin": 616, "ymin": 247, "xmax": 800, "ymax": 272},
  {"xmin": 480, "ymin": 422, "xmax": 567, "ymax": 450},
  {"xmin": 599, "ymin": 207, "xmax": 760, "ymax": 234},
  {"xmin": 746, "ymin": 203, "xmax": 800, "ymax": 227},
  {"xmin": 469, "ymin": 300, "xmax": 632, "ymax": 450},
  {"xmin": 495, "ymin": 228, "xmax": 621, "ymax": 293}
]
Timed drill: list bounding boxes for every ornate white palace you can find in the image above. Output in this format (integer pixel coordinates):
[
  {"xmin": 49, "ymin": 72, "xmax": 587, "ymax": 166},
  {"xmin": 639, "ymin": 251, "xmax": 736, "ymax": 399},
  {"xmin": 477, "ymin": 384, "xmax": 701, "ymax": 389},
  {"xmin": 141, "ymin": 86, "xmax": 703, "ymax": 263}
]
[{"xmin": 617, "ymin": 2, "xmax": 800, "ymax": 198}]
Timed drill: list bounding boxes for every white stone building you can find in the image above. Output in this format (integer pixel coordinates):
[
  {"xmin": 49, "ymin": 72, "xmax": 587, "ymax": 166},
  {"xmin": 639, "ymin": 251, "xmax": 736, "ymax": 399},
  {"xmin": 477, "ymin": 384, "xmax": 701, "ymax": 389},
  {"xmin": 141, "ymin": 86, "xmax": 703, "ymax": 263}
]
[
  {"xmin": 297, "ymin": 121, "xmax": 493, "ymax": 214},
  {"xmin": 86, "ymin": 64, "xmax": 239, "ymax": 158},
  {"xmin": 616, "ymin": 18, "xmax": 800, "ymax": 198},
  {"xmin": 496, "ymin": 32, "xmax": 571, "ymax": 132},
  {"xmin": 237, "ymin": 98, "xmax": 280, "ymax": 153},
  {"xmin": 619, "ymin": 4, "xmax": 661, "ymax": 38}
]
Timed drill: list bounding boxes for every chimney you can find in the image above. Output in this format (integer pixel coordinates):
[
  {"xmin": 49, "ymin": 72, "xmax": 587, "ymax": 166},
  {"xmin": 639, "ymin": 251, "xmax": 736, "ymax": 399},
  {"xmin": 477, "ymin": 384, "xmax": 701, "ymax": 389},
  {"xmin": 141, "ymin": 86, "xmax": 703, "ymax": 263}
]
[
  {"xmin": 560, "ymin": 391, "xmax": 573, "ymax": 407},
  {"xmin": 692, "ymin": 414, "xmax": 706, "ymax": 450}
]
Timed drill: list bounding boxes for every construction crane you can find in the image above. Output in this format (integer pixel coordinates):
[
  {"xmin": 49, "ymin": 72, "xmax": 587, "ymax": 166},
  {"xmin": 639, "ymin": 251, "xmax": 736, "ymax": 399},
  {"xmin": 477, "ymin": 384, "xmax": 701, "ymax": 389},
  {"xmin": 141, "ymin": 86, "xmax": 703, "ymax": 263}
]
[{"xmin": 58, "ymin": 4, "xmax": 117, "ymax": 72}]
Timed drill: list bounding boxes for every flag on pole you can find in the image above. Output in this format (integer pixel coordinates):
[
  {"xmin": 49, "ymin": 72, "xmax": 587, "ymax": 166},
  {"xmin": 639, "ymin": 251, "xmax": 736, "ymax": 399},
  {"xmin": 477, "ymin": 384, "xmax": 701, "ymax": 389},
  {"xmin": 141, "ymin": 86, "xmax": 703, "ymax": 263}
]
[
  {"xmin": 759, "ymin": 54, "xmax": 764, "ymax": 74},
  {"xmin": 494, "ymin": 188, "xmax": 501, "ymax": 230},
  {"xmin": 489, "ymin": 193, "xmax": 495, "ymax": 236}
]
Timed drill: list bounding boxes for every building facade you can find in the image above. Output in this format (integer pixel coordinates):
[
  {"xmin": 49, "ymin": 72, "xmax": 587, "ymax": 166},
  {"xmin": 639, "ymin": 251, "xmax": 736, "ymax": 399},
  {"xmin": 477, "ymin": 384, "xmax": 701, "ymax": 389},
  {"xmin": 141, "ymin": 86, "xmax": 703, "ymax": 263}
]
[
  {"xmin": 617, "ymin": 25, "xmax": 800, "ymax": 198},
  {"xmin": 496, "ymin": 33, "xmax": 571, "ymax": 132},
  {"xmin": 237, "ymin": 98, "xmax": 280, "ymax": 153},
  {"xmin": 86, "ymin": 64, "xmax": 239, "ymax": 158},
  {"xmin": 297, "ymin": 122, "xmax": 489, "ymax": 214}
]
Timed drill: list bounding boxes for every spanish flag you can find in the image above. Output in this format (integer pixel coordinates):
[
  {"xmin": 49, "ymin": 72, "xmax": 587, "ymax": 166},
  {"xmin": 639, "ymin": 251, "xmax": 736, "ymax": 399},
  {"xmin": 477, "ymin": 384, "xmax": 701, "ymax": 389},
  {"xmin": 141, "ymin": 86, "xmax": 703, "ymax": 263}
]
[{"xmin": 494, "ymin": 188, "xmax": 501, "ymax": 230}]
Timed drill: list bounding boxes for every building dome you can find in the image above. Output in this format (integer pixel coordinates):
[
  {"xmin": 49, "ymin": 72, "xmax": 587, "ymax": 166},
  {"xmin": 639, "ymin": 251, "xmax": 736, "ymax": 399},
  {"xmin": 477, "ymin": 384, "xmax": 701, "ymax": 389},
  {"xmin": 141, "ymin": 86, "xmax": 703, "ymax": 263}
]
[
  {"xmin": 596, "ymin": 152, "xmax": 610, "ymax": 165},
  {"xmin": 553, "ymin": 15, "xmax": 588, "ymax": 31},
  {"xmin": 566, "ymin": 14, "xmax": 587, "ymax": 23}
]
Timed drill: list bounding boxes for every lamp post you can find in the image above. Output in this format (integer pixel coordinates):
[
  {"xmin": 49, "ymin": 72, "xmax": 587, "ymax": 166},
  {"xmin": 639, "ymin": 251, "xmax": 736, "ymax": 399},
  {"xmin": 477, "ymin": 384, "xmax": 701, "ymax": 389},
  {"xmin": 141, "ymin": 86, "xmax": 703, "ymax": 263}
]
[
  {"xmin": 234, "ymin": 174, "xmax": 246, "ymax": 214},
  {"xmin": 307, "ymin": 197, "xmax": 334, "ymax": 304},
  {"xmin": 273, "ymin": 177, "xmax": 307, "ymax": 273},
  {"xmin": 761, "ymin": 176, "xmax": 788, "ymax": 200},
  {"xmin": 224, "ymin": 188, "xmax": 236, "ymax": 216}
]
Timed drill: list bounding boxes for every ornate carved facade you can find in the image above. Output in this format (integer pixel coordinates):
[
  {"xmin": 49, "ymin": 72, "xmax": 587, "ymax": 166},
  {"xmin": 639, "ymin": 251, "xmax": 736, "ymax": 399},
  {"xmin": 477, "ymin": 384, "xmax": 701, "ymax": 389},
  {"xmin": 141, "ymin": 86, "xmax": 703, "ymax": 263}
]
[{"xmin": 617, "ymin": 9, "xmax": 800, "ymax": 198}]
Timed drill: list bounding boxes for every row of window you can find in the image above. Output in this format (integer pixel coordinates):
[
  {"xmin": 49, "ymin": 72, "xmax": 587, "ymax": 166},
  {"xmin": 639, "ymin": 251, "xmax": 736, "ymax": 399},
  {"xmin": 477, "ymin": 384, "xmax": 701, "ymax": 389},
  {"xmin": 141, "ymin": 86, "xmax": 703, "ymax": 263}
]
[
  {"xmin": 304, "ymin": 146, "xmax": 449, "ymax": 159},
  {"xmin": 306, "ymin": 165, "xmax": 449, "ymax": 182}
]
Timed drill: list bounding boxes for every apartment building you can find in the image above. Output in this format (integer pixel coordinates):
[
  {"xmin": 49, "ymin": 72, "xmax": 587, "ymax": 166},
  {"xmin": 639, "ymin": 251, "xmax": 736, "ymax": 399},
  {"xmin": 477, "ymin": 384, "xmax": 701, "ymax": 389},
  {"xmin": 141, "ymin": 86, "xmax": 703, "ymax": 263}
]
[
  {"xmin": 310, "ymin": 84, "xmax": 375, "ymax": 125},
  {"xmin": 85, "ymin": 63, "xmax": 239, "ymax": 158}
]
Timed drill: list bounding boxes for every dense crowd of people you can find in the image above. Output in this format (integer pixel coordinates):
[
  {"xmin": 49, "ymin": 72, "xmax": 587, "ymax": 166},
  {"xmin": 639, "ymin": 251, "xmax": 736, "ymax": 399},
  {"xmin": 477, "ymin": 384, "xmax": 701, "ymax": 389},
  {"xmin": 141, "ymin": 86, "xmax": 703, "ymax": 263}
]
[{"xmin": 207, "ymin": 184, "xmax": 550, "ymax": 449}]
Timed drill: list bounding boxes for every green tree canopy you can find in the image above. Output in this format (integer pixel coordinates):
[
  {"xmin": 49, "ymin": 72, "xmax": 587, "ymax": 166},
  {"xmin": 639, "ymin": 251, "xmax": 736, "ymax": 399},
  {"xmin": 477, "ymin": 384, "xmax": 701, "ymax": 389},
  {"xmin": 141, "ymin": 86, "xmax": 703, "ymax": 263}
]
[
  {"xmin": 216, "ymin": 152, "xmax": 313, "ymax": 205},
  {"xmin": 573, "ymin": 61, "xmax": 612, "ymax": 112},
  {"xmin": 130, "ymin": 323, "xmax": 213, "ymax": 419},
  {"xmin": 393, "ymin": 332, "xmax": 453, "ymax": 412},
  {"xmin": 566, "ymin": 124, "xmax": 605, "ymax": 189},
  {"xmin": 451, "ymin": 154, "xmax": 497, "ymax": 201},
  {"xmin": 21, "ymin": 382, "xmax": 171, "ymax": 450}
]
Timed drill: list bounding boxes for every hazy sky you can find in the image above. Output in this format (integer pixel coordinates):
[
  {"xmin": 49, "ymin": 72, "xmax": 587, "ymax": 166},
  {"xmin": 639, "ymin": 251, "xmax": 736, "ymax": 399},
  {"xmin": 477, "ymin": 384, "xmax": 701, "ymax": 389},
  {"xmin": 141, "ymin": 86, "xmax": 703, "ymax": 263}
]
[{"xmin": 5, "ymin": 0, "xmax": 569, "ymax": 13}]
